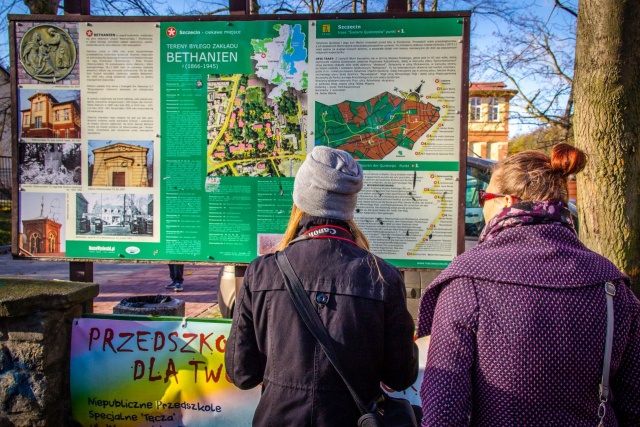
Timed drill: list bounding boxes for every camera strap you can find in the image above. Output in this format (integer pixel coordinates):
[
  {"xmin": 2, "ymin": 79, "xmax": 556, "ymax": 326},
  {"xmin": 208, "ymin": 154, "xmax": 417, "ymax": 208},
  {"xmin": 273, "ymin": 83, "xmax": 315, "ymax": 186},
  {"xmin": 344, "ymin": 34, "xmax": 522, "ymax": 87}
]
[{"xmin": 289, "ymin": 224, "xmax": 356, "ymax": 246}]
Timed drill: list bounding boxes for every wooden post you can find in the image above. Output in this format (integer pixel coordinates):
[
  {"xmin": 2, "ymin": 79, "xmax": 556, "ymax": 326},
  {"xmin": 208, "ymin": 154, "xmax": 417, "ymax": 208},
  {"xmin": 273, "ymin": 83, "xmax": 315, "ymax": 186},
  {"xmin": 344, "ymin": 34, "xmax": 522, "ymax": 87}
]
[
  {"xmin": 386, "ymin": 0, "xmax": 406, "ymax": 12},
  {"xmin": 229, "ymin": 0, "xmax": 248, "ymax": 15},
  {"xmin": 64, "ymin": 0, "xmax": 90, "ymax": 15},
  {"xmin": 69, "ymin": 261, "xmax": 94, "ymax": 282}
]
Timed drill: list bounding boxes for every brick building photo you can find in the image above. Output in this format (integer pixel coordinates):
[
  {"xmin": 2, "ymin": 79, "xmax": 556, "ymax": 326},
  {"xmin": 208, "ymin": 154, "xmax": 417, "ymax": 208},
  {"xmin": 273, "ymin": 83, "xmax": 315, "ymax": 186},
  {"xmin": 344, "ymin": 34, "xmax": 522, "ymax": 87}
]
[
  {"xmin": 18, "ymin": 193, "xmax": 66, "ymax": 257},
  {"xmin": 20, "ymin": 90, "xmax": 81, "ymax": 139}
]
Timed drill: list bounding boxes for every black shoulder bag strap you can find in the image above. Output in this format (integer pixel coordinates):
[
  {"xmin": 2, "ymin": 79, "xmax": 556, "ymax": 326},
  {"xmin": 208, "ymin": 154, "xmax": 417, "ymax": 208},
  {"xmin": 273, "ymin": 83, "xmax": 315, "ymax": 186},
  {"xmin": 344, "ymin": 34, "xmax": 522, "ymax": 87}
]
[
  {"xmin": 598, "ymin": 281, "xmax": 616, "ymax": 427},
  {"xmin": 274, "ymin": 250, "xmax": 369, "ymax": 415}
]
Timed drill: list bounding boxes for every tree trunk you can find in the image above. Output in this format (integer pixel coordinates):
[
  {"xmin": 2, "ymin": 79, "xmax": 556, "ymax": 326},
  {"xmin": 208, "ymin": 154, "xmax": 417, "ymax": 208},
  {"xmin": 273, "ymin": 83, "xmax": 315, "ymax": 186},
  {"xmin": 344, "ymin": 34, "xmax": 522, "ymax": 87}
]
[
  {"xmin": 574, "ymin": 0, "xmax": 640, "ymax": 295},
  {"xmin": 250, "ymin": 0, "xmax": 260, "ymax": 14},
  {"xmin": 25, "ymin": 0, "xmax": 59, "ymax": 14}
]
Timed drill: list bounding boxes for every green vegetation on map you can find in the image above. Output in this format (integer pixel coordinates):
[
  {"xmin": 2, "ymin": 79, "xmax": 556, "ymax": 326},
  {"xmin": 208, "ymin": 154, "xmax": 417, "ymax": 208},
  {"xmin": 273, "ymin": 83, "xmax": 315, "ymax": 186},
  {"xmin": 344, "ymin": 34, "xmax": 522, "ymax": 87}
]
[
  {"xmin": 316, "ymin": 92, "xmax": 440, "ymax": 160},
  {"xmin": 206, "ymin": 23, "xmax": 308, "ymax": 179}
]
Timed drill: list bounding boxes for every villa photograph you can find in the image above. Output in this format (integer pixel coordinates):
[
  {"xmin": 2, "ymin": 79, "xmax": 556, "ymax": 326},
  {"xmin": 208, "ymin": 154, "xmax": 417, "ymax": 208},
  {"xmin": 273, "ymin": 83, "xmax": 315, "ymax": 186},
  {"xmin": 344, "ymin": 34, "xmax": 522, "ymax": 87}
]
[{"xmin": 19, "ymin": 89, "xmax": 81, "ymax": 139}]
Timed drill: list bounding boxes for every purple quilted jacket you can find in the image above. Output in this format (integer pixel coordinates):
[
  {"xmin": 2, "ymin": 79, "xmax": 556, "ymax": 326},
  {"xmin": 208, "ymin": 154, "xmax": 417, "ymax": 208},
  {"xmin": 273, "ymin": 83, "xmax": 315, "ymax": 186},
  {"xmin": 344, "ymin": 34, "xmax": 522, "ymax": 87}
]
[{"xmin": 417, "ymin": 220, "xmax": 640, "ymax": 426}]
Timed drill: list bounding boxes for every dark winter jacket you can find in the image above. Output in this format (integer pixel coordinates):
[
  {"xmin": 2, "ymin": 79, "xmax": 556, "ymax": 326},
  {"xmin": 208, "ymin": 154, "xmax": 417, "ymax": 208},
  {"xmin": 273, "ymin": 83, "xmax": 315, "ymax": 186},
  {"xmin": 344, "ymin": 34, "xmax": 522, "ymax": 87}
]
[
  {"xmin": 226, "ymin": 216, "xmax": 419, "ymax": 426},
  {"xmin": 417, "ymin": 201, "xmax": 640, "ymax": 426}
]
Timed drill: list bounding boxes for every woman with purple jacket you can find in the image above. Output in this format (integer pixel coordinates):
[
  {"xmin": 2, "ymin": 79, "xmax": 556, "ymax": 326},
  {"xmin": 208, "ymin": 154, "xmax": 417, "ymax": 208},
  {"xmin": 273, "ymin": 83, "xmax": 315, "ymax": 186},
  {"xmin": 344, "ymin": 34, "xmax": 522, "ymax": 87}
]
[{"xmin": 417, "ymin": 144, "xmax": 640, "ymax": 426}]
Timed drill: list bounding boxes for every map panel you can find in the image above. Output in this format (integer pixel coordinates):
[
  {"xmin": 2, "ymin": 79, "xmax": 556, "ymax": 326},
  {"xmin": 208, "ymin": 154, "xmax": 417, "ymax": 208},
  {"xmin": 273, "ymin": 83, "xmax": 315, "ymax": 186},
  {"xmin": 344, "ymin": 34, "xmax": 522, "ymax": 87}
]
[
  {"xmin": 206, "ymin": 24, "xmax": 309, "ymax": 180},
  {"xmin": 316, "ymin": 91, "xmax": 440, "ymax": 160}
]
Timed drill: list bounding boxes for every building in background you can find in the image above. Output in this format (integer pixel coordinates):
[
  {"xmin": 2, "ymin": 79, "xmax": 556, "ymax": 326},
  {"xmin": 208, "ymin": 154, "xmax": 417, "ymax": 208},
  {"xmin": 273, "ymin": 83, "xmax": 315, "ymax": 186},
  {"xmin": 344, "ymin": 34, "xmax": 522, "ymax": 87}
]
[
  {"xmin": 0, "ymin": 66, "xmax": 10, "ymax": 157},
  {"xmin": 468, "ymin": 82, "xmax": 517, "ymax": 160},
  {"xmin": 0, "ymin": 67, "xmax": 11, "ymax": 209}
]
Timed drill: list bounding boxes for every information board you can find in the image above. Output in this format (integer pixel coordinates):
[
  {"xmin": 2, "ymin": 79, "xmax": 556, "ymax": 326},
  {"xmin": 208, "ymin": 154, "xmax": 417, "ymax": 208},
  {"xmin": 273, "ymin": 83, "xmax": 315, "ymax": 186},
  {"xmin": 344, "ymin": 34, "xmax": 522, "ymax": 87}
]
[{"xmin": 10, "ymin": 13, "xmax": 469, "ymax": 268}]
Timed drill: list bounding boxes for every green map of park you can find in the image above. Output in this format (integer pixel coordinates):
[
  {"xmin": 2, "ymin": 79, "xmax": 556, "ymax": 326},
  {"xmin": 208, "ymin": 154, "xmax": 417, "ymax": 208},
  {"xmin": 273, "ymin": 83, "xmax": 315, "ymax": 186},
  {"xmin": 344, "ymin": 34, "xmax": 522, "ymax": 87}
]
[
  {"xmin": 316, "ymin": 92, "xmax": 441, "ymax": 160},
  {"xmin": 206, "ymin": 24, "xmax": 308, "ymax": 179}
]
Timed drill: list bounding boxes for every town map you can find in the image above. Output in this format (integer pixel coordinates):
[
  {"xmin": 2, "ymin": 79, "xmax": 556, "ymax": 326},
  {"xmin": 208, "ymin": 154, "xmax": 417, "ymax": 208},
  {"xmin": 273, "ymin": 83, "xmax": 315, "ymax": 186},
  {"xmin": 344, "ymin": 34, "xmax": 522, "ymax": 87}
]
[
  {"xmin": 315, "ymin": 91, "xmax": 441, "ymax": 160},
  {"xmin": 206, "ymin": 24, "xmax": 308, "ymax": 180}
]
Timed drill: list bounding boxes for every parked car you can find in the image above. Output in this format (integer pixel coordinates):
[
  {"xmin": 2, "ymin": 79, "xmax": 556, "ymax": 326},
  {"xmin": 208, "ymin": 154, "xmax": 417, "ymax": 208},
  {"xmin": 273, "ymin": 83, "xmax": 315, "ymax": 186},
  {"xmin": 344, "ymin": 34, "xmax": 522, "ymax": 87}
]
[
  {"xmin": 218, "ymin": 156, "xmax": 578, "ymax": 318},
  {"xmin": 465, "ymin": 156, "xmax": 494, "ymax": 241},
  {"xmin": 464, "ymin": 157, "xmax": 577, "ymax": 249}
]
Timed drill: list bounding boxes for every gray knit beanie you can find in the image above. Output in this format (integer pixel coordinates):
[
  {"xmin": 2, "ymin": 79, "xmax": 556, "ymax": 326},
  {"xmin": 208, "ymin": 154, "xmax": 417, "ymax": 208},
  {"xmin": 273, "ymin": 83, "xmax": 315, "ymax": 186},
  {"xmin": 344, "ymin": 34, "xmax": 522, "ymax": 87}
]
[{"xmin": 293, "ymin": 146, "xmax": 363, "ymax": 220}]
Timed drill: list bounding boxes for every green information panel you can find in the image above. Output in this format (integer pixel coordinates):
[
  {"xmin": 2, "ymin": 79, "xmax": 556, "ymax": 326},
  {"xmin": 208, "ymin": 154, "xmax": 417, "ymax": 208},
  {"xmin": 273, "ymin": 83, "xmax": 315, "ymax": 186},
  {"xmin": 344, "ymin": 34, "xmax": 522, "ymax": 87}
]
[{"xmin": 12, "ymin": 14, "xmax": 468, "ymax": 268}]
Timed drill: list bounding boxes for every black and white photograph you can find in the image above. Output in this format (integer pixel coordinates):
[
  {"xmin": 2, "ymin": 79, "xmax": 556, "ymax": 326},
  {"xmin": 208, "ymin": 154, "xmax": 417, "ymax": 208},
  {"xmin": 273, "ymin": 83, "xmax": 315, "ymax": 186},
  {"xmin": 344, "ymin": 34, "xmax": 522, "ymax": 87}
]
[
  {"xmin": 19, "ymin": 142, "xmax": 81, "ymax": 185},
  {"xmin": 76, "ymin": 192, "xmax": 154, "ymax": 237}
]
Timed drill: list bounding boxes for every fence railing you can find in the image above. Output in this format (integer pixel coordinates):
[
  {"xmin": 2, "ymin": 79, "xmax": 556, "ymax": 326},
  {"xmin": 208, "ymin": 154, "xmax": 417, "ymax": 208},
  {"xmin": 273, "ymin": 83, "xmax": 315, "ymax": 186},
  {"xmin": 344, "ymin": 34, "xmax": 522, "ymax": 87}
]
[{"xmin": 0, "ymin": 156, "xmax": 11, "ymax": 210}]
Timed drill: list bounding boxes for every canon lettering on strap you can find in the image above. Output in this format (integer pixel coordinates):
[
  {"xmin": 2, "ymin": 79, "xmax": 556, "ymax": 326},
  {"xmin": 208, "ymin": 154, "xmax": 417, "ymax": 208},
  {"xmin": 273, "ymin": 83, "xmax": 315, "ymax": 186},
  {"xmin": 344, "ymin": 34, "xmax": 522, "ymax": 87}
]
[{"xmin": 302, "ymin": 225, "xmax": 356, "ymax": 244}]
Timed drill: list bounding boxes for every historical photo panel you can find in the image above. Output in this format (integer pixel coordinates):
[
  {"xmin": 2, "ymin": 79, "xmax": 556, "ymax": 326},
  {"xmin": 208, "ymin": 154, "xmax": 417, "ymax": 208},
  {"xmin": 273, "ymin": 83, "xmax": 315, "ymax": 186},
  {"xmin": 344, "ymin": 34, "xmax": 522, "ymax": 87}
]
[
  {"xmin": 19, "ymin": 142, "xmax": 81, "ymax": 185},
  {"xmin": 18, "ymin": 192, "xmax": 67, "ymax": 256},
  {"xmin": 88, "ymin": 140, "xmax": 154, "ymax": 187},
  {"xmin": 75, "ymin": 192, "xmax": 154, "ymax": 237},
  {"xmin": 18, "ymin": 89, "xmax": 81, "ymax": 139}
]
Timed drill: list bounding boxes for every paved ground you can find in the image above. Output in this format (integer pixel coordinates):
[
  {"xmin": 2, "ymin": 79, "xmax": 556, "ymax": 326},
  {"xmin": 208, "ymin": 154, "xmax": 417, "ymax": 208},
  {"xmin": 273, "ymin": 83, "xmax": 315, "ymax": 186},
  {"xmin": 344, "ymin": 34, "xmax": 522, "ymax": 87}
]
[{"xmin": 0, "ymin": 246, "xmax": 223, "ymax": 318}]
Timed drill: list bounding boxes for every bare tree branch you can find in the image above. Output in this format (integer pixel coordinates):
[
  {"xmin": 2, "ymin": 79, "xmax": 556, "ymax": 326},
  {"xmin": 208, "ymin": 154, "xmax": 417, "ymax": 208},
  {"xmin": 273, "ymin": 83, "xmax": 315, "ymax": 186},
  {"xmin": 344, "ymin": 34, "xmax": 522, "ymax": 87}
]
[{"xmin": 554, "ymin": 0, "xmax": 577, "ymax": 17}]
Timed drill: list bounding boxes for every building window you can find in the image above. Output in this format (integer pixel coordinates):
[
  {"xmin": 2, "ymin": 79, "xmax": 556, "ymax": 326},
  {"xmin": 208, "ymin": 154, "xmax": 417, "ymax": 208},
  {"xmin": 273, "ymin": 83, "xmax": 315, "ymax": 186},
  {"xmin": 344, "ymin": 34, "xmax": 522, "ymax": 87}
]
[
  {"xmin": 30, "ymin": 232, "xmax": 41, "ymax": 254},
  {"xmin": 55, "ymin": 110, "xmax": 60, "ymax": 121},
  {"xmin": 488, "ymin": 98, "xmax": 499, "ymax": 122},
  {"xmin": 64, "ymin": 109, "xmax": 70, "ymax": 120},
  {"xmin": 470, "ymin": 97, "xmax": 481, "ymax": 121},
  {"xmin": 23, "ymin": 115, "xmax": 30, "ymax": 125},
  {"xmin": 48, "ymin": 233, "xmax": 56, "ymax": 252},
  {"xmin": 35, "ymin": 117, "xmax": 42, "ymax": 128}
]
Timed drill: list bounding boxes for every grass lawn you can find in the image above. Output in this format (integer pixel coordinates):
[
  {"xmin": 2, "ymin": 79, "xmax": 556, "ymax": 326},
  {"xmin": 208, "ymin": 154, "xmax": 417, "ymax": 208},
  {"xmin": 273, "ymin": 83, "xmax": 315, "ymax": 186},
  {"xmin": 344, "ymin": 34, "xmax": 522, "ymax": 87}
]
[{"xmin": 0, "ymin": 209, "xmax": 10, "ymax": 246}]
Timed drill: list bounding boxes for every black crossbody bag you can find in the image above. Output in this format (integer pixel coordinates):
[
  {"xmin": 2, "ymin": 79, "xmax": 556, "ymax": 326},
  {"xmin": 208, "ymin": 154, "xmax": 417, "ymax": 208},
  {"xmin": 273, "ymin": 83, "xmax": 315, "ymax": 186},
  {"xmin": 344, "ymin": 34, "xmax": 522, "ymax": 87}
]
[{"xmin": 275, "ymin": 250, "xmax": 420, "ymax": 427}]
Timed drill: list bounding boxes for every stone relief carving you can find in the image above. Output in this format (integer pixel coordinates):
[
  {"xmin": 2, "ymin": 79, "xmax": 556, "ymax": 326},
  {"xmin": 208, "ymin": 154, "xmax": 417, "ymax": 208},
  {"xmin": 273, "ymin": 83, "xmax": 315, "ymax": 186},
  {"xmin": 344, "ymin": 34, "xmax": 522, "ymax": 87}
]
[{"xmin": 20, "ymin": 25, "xmax": 77, "ymax": 83}]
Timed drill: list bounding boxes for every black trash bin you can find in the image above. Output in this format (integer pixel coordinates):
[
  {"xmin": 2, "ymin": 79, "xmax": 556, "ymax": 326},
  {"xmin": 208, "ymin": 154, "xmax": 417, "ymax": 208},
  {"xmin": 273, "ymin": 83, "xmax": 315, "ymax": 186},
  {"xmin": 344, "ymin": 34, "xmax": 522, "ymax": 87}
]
[{"xmin": 113, "ymin": 295, "xmax": 185, "ymax": 316}]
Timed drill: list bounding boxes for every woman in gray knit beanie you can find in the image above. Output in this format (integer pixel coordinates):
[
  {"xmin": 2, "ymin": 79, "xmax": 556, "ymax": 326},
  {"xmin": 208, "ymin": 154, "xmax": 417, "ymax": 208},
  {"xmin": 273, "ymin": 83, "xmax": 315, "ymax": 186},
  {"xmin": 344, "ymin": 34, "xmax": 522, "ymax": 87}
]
[
  {"xmin": 292, "ymin": 145, "xmax": 363, "ymax": 221},
  {"xmin": 280, "ymin": 145, "xmax": 367, "ymax": 248},
  {"xmin": 225, "ymin": 145, "xmax": 419, "ymax": 426}
]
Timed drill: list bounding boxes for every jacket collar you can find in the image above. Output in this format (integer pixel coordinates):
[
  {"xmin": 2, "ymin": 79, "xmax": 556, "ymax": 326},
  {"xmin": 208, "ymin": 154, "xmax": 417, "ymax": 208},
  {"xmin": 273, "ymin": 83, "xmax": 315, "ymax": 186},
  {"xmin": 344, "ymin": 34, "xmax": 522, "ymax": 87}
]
[{"xmin": 296, "ymin": 216, "xmax": 352, "ymax": 235}]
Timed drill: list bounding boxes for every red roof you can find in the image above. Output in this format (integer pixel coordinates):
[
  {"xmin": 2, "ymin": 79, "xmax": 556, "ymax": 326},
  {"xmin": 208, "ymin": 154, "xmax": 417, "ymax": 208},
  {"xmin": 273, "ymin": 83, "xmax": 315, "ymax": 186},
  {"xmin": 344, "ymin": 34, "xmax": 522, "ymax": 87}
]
[{"xmin": 470, "ymin": 82, "xmax": 508, "ymax": 91}]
